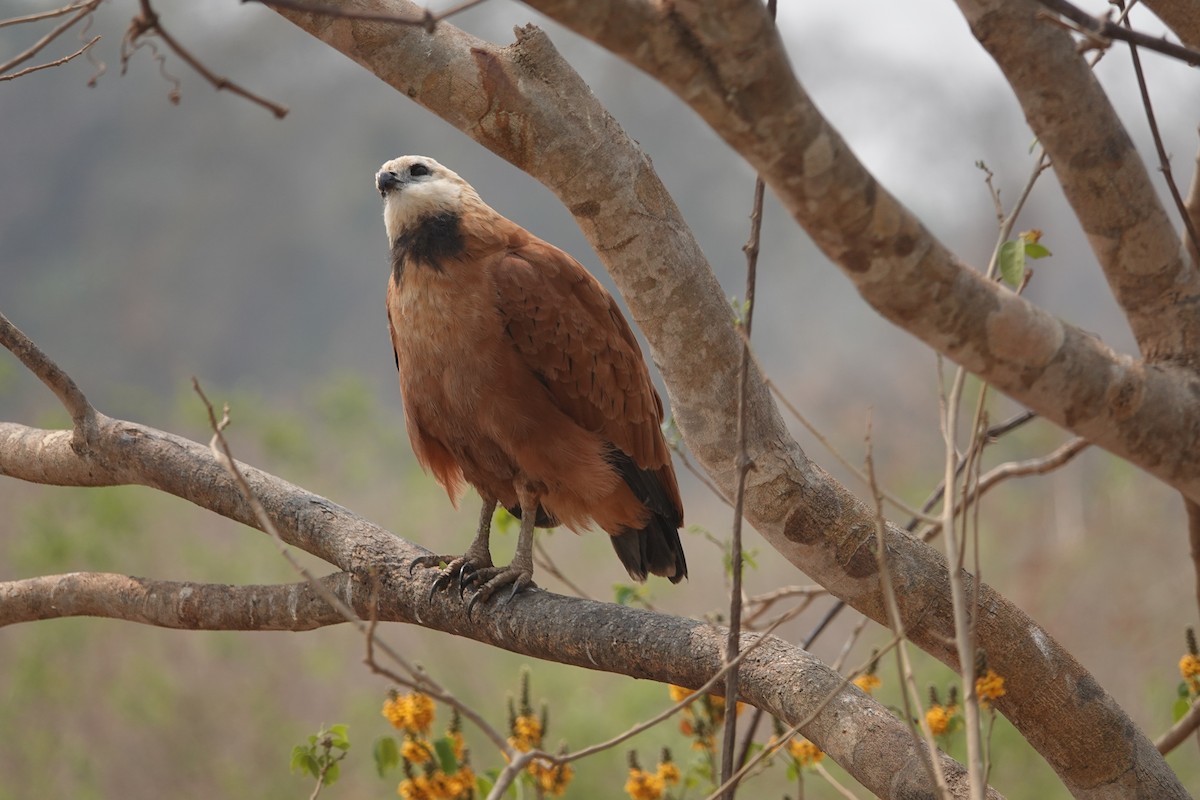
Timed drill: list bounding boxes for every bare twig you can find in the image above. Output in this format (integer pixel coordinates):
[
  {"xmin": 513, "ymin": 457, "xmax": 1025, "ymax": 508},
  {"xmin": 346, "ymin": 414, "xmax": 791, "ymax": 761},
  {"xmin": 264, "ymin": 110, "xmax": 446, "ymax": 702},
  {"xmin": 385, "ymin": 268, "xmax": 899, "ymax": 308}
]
[
  {"xmin": 866, "ymin": 418, "xmax": 951, "ymax": 797},
  {"xmin": 0, "ymin": 1, "xmax": 94, "ymax": 29},
  {"xmin": 249, "ymin": 0, "xmax": 489, "ymax": 32},
  {"xmin": 720, "ymin": 163, "xmax": 766, "ymax": 800},
  {"xmin": 124, "ymin": 0, "xmax": 288, "ymax": 117},
  {"xmin": 937, "ymin": 360, "xmax": 984, "ymax": 799},
  {"xmin": 0, "ymin": 34, "xmax": 99, "ymax": 81},
  {"xmin": 1122, "ymin": 13, "xmax": 1200, "ymax": 264},
  {"xmin": 0, "ymin": 0, "xmax": 100, "ymax": 80},
  {"xmin": 1156, "ymin": 697, "xmax": 1200, "ymax": 754},
  {"xmin": 1034, "ymin": 0, "xmax": 1200, "ymax": 65},
  {"xmin": 0, "ymin": 312, "xmax": 98, "ymax": 452}
]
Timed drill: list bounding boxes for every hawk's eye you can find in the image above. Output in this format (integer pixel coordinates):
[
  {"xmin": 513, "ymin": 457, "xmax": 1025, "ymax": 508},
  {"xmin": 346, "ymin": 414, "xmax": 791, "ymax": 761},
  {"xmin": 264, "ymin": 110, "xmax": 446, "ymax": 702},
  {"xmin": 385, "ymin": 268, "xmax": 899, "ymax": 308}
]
[{"xmin": 409, "ymin": 163, "xmax": 431, "ymax": 178}]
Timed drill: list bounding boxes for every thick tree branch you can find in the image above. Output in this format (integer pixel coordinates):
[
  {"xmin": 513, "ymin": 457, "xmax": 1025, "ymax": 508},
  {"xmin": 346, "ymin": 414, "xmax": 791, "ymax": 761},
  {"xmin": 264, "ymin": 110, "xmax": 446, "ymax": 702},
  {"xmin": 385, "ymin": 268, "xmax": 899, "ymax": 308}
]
[
  {"xmin": 0, "ymin": 571, "xmax": 353, "ymax": 629},
  {"xmin": 0, "ymin": 416, "xmax": 989, "ymax": 800},
  {"xmin": 962, "ymin": 0, "xmax": 1200, "ymax": 364},
  {"xmin": 266, "ymin": 5, "xmax": 1186, "ymax": 797}
]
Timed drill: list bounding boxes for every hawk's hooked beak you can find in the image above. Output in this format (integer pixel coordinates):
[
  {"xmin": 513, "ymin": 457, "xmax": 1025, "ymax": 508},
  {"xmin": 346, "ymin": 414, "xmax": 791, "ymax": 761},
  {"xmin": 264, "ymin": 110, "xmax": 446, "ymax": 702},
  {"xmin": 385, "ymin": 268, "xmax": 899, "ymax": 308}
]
[{"xmin": 376, "ymin": 170, "xmax": 402, "ymax": 197}]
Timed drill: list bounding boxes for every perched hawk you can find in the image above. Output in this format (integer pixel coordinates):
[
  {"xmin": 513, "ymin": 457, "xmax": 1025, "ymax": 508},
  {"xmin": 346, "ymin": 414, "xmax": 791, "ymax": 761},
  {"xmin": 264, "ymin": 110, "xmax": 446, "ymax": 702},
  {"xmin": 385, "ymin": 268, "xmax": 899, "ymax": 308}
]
[{"xmin": 375, "ymin": 156, "xmax": 686, "ymax": 608}]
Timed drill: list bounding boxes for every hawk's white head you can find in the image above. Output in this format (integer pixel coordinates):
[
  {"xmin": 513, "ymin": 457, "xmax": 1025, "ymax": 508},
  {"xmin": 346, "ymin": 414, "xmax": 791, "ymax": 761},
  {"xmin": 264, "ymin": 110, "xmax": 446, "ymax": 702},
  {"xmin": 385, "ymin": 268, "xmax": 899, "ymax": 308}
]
[{"xmin": 375, "ymin": 156, "xmax": 478, "ymax": 245}]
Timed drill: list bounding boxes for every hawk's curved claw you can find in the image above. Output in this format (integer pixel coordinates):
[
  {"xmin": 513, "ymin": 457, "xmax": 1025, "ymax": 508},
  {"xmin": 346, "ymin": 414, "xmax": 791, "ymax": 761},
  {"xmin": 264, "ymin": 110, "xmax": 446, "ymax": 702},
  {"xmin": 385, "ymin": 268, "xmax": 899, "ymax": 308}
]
[
  {"xmin": 411, "ymin": 553, "xmax": 492, "ymax": 603},
  {"xmin": 464, "ymin": 566, "xmax": 536, "ymax": 618}
]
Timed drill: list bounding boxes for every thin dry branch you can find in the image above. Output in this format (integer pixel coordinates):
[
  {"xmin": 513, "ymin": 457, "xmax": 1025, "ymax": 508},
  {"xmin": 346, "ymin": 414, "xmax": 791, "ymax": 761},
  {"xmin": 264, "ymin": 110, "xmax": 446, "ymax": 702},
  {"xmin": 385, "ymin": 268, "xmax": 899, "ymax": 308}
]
[
  {"xmin": 1155, "ymin": 696, "xmax": 1200, "ymax": 754},
  {"xmin": 0, "ymin": 1, "xmax": 95, "ymax": 29},
  {"xmin": 0, "ymin": 34, "xmax": 100, "ymax": 81},
  {"xmin": 124, "ymin": 0, "xmax": 288, "ymax": 117},
  {"xmin": 0, "ymin": 313, "xmax": 97, "ymax": 452},
  {"xmin": 1035, "ymin": 0, "xmax": 1200, "ymax": 64},
  {"xmin": 0, "ymin": 0, "xmax": 100, "ymax": 75}
]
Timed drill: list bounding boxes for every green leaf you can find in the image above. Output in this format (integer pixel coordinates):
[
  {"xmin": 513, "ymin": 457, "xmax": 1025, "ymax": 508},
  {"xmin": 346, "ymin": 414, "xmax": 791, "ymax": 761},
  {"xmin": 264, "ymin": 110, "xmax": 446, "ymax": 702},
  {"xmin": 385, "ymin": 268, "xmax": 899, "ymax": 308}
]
[
  {"xmin": 1178, "ymin": 681, "xmax": 1191, "ymax": 698},
  {"xmin": 325, "ymin": 761, "xmax": 341, "ymax": 786},
  {"xmin": 374, "ymin": 736, "xmax": 400, "ymax": 777},
  {"xmin": 1174, "ymin": 697, "xmax": 1192, "ymax": 722},
  {"xmin": 613, "ymin": 584, "xmax": 636, "ymax": 606},
  {"xmin": 786, "ymin": 763, "xmax": 798, "ymax": 782},
  {"xmin": 291, "ymin": 745, "xmax": 311, "ymax": 774},
  {"xmin": 999, "ymin": 240, "xmax": 1025, "ymax": 287},
  {"xmin": 299, "ymin": 754, "xmax": 320, "ymax": 779},
  {"xmin": 434, "ymin": 737, "xmax": 460, "ymax": 775},
  {"xmin": 1024, "ymin": 242, "xmax": 1052, "ymax": 259},
  {"xmin": 328, "ymin": 724, "xmax": 350, "ymax": 750}
]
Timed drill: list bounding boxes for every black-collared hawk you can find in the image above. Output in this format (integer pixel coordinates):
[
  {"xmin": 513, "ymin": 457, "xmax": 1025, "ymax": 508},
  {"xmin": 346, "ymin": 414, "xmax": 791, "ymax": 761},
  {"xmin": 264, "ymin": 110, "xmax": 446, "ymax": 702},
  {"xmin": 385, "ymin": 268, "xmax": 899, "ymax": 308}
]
[{"xmin": 375, "ymin": 155, "xmax": 686, "ymax": 608}]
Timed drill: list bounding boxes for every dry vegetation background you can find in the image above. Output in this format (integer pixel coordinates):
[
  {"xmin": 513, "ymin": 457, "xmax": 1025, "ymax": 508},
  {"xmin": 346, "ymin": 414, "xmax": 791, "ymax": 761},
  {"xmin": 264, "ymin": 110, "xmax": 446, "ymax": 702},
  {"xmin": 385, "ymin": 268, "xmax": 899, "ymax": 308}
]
[{"xmin": 1, "ymin": 0, "xmax": 1198, "ymax": 797}]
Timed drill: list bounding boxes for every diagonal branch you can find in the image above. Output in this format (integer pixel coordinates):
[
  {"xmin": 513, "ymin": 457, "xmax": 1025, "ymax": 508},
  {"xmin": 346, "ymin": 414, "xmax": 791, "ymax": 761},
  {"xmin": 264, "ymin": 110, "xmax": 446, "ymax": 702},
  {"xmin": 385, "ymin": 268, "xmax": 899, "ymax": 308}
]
[
  {"xmin": 0, "ymin": 571, "xmax": 352, "ymax": 629},
  {"xmin": 0, "ymin": 312, "xmax": 97, "ymax": 452},
  {"xmin": 264, "ymin": 4, "xmax": 1187, "ymax": 797}
]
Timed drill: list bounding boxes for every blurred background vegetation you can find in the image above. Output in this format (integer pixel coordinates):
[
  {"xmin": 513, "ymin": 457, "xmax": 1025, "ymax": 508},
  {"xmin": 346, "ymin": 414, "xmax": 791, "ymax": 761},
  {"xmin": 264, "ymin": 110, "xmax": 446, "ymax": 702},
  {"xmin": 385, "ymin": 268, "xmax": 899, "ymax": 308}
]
[{"xmin": 2, "ymin": 0, "xmax": 1198, "ymax": 796}]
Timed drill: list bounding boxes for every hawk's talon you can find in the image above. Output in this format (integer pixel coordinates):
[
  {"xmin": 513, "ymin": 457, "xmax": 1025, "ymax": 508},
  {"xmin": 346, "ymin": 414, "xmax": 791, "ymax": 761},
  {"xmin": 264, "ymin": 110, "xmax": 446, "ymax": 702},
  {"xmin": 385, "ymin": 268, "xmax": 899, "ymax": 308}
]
[{"xmin": 410, "ymin": 553, "xmax": 493, "ymax": 603}]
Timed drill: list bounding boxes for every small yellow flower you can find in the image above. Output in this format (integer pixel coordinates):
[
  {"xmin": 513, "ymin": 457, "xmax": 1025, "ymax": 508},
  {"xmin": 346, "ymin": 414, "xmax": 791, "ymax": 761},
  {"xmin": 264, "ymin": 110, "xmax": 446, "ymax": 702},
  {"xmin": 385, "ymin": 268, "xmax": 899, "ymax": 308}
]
[
  {"xmin": 448, "ymin": 730, "xmax": 466, "ymax": 761},
  {"xmin": 1180, "ymin": 653, "xmax": 1200, "ymax": 693},
  {"xmin": 853, "ymin": 673, "xmax": 882, "ymax": 694},
  {"xmin": 398, "ymin": 775, "xmax": 432, "ymax": 800},
  {"xmin": 656, "ymin": 760, "xmax": 681, "ymax": 786},
  {"xmin": 926, "ymin": 704, "xmax": 954, "ymax": 735},
  {"xmin": 443, "ymin": 765, "xmax": 475, "ymax": 798},
  {"xmin": 625, "ymin": 767, "xmax": 665, "ymax": 800},
  {"xmin": 383, "ymin": 692, "xmax": 436, "ymax": 735},
  {"xmin": 1020, "ymin": 228, "xmax": 1043, "ymax": 245},
  {"xmin": 400, "ymin": 738, "xmax": 433, "ymax": 765},
  {"xmin": 975, "ymin": 669, "xmax": 1007, "ymax": 708},
  {"xmin": 667, "ymin": 684, "xmax": 691, "ymax": 703},
  {"xmin": 509, "ymin": 713, "xmax": 543, "ymax": 752},
  {"xmin": 787, "ymin": 738, "xmax": 824, "ymax": 767},
  {"xmin": 528, "ymin": 758, "xmax": 573, "ymax": 796},
  {"xmin": 690, "ymin": 734, "xmax": 715, "ymax": 752}
]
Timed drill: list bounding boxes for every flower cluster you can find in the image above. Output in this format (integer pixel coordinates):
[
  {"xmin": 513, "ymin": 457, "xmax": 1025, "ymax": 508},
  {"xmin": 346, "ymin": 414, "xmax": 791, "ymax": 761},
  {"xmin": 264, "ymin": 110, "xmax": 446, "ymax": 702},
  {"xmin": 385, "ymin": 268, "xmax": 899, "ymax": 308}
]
[
  {"xmin": 397, "ymin": 766, "xmax": 476, "ymax": 800},
  {"xmin": 383, "ymin": 691, "xmax": 436, "ymax": 736},
  {"xmin": 624, "ymin": 750, "xmax": 681, "ymax": 800},
  {"xmin": 974, "ymin": 669, "xmax": 1007, "ymax": 709},
  {"xmin": 925, "ymin": 685, "xmax": 961, "ymax": 738},
  {"xmin": 1181, "ymin": 627, "xmax": 1200, "ymax": 696},
  {"xmin": 507, "ymin": 669, "xmax": 575, "ymax": 797},
  {"xmin": 381, "ymin": 693, "xmax": 474, "ymax": 800}
]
